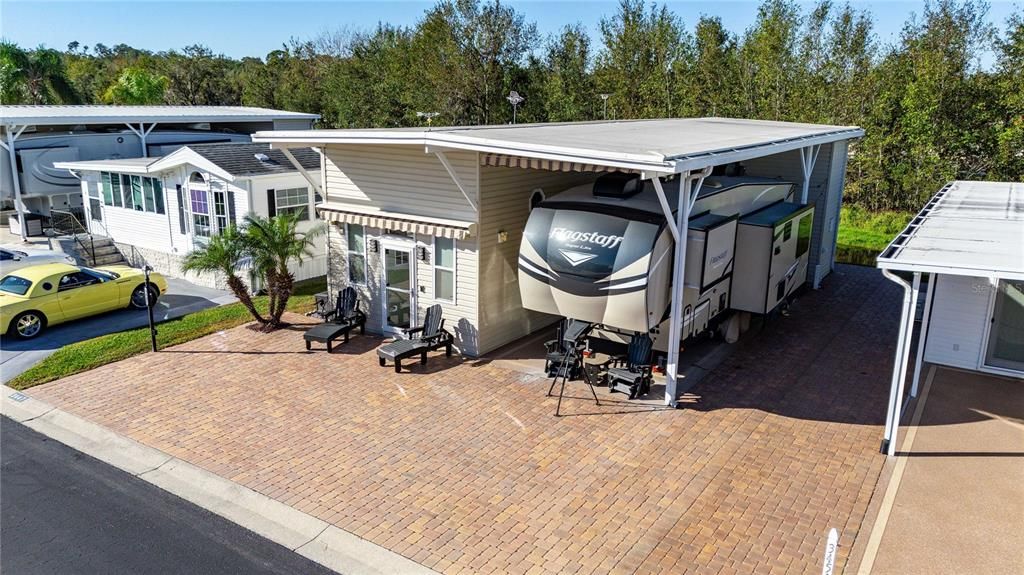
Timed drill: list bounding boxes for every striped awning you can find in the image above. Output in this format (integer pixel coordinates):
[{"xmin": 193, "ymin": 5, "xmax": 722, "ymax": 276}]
[
  {"xmin": 316, "ymin": 202, "xmax": 475, "ymax": 239},
  {"xmin": 480, "ymin": 153, "xmax": 639, "ymax": 174}
]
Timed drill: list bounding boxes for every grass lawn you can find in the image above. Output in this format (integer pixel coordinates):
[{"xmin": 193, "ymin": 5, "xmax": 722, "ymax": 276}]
[
  {"xmin": 8, "ymin": 278, "xmax": 326, "ymax": 391},
  {"xmin": 835, "ymin": 205, "xmax": 914, "ymax": 266}
]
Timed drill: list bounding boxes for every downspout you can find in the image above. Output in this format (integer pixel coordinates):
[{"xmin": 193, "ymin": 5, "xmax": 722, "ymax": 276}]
[{"xmin": 880, "ymin": 269, "xmax": 920, "ymax": 456}]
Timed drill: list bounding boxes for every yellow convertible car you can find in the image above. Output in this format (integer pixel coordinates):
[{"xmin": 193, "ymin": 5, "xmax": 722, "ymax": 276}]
[{"xmin": 0, "ymin": 263, "xmax": 168, "ymax": 339}]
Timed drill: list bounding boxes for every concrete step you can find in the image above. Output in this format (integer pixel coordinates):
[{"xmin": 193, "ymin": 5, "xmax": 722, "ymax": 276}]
[
  {"xmin": 89, "ymin": 244, "xmax": 120, "ymax": 257},
  {"xmin": 88, "ymin": 253, "xmax": 127, "ymax": 267}
]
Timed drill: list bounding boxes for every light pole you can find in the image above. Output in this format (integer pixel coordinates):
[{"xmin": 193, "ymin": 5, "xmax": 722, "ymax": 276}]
[
  {"xmin": 507, "ymin": 91, "xmax": 525, "ymax": 124},
  {"xmin": 600, "ymin": 94, "xmax": 610, "ymax": 120},
  {"xmin": 144, "ymin": 265, "xmax": 157, "ymax": 352},
  {"xmin": 416, "ymin": 111, "xmax": 439, "ymax": 125}
]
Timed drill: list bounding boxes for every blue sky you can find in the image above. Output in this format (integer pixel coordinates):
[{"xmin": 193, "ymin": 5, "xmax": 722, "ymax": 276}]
[{"xmin": 2, "ymin": 0, "xmax": 1019, "ymax": 67}]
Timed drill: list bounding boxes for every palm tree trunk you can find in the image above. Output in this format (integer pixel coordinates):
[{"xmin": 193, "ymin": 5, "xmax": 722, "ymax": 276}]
[
  {"xmin": 226, "ymin": 274, "xmax": 266, "ymax": 325},
  {"xmin": 268, "ymin": 268, "xmax": 294, "ymax": 326}
]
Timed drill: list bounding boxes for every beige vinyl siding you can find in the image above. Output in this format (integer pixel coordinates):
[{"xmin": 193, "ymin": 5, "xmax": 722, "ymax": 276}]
[
  {"xmin": 323, "ymin": 144, "xmax": 478, "ymax": 222},
  {"xmin": 476, "ymin": 165, "xmax": 597, "ymax": 353},
  {"xmin": 327, "ymin": 224, "xmax": 482, "ymax": 355},
  {"xmin": 924, "ymin": 275, "xmax": 992, "ymax": 370},
  {"xmin": 742, "ymin": 144, "xmax": 836, "ymax": 285}
]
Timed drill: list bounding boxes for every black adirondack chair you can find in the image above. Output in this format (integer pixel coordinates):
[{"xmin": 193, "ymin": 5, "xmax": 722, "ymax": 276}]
[
  {"xmin": 303, "ymin": 287, "xmax": 366, "ymax": 352},
  {"xmin": 545, "ymin": 319, "xmax": 597, "ymax": 416},
  {"xmin": 543, "ymin": 319, "xmax": 593, "ymax": 379},
  {"xmin": 606, "ymin": 333, "xmax": 654, "ymax": 400},
  {"xmin": 377, "ymin": 304, "xmax": 454, "ymax": 372}
]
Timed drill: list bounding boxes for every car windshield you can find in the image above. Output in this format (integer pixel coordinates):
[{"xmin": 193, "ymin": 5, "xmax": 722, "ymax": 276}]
[
  {"xmin": 0, "ymin": 275, "xmax": 32, "ymax": 296},
  {"xmin": 81, "ymin": 267, "xmax": 119, "ymax": 280}
]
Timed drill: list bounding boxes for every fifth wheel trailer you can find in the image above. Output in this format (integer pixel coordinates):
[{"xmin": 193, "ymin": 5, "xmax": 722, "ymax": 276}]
[{"xmin": 518, "ymin": 172, "xmax": 805, "ymax": 351}]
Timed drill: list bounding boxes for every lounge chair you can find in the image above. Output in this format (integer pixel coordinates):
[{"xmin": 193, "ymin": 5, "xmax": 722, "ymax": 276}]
[
  {"xmin": 545, "ymin": 319, "xmax": 597, "ymax": 416},
  {"xmin": 606, "ymin": 333, "xmax": 654, "ymax": 399},
  {"xmin": 376, "ymin": 304, "xmax": 454, "ymax": 372},
  {"xmin": 304, "ymin": 287, "xmax": 366, "ymax": 352}
]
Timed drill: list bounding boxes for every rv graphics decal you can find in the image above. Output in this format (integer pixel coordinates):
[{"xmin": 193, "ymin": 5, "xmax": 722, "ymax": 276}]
[
  {"xmin": 548, "ymin": 227, "xmax": 624, "ymax": 249},
  {"xmin": 558, "ymin": 249, "xmax": 599, "ymax": 267}
]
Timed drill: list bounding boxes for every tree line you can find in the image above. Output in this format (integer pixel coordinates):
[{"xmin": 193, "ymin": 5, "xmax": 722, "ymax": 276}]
[{"xmin": 1, "ymin": 0, "xmax": 1021, "ymax": 211}]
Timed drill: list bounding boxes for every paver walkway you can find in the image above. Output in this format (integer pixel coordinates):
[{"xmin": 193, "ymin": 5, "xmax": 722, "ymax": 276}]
[{"xmin": 31, "ymin": 265, "xmax": 899, "ymax": 574}]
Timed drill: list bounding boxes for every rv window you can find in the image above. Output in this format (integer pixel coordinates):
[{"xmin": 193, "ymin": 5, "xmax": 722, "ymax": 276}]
[
  {"xmin": 434, "ymin": 237, "xmax": 455, "ymax": 302},
  {"xmin": 274, "ymin": 187, "xmax": 310, "ymax": 220},
  {"xmin": 346, "ymin": 224, "xmax": 366, "ymax": 285},
  {"xmin": 783, "ymin": 220, "xmax": 792, "ymax": 242},
  {"xmin": 796, "ymin": 214, "xmax": 812, "ymax": 257}
]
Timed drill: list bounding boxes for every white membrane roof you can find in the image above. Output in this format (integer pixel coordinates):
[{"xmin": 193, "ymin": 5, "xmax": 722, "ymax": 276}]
[
  {"xmin": 877, "ymin": 180, "xmax": 1024, "ymax": 279},
  {"xmin": 255, "ymin": 117, "xmax": 863, "ymax": 173},
  {"xmin": 2, "ymin": 105, "xmax": 319, "ymax": 126}
]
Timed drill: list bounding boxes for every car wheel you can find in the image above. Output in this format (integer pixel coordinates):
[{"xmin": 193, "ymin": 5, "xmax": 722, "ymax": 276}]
[
  {"xmin": 11, "ymin": 311, "xmax": 45, "ymax": 339},
  {"xmin": 129, "ymin": 284, "xmax": 159, "ymax": 310}
]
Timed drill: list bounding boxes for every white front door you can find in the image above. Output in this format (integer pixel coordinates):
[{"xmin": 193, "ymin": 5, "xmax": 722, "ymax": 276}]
[{"xmin": 382, "ymin": 245, "xmax": 416, "ymax": 334}]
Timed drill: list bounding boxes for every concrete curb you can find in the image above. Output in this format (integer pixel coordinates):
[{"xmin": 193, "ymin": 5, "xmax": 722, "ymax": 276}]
[{"xmin": 1, "ymin": 390, "xmax": 439, "ymax": 575}]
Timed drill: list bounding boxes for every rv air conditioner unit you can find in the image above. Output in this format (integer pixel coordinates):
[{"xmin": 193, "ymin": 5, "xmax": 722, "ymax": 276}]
[
  {"xmin": 731, "ymin": 202, "xmax": 814, "ymax": 314},
  {"xmin": 518, "ymin": 175, "xmax": 793, "ymax": 351}
]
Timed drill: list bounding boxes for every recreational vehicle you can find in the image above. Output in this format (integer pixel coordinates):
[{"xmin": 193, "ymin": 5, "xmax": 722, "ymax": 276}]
[{"xmin": 519, "ymin": 172, "xmax": 811, "ymax": 350}]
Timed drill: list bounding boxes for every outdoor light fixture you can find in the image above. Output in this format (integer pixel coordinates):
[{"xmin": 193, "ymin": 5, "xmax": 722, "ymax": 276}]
[
  {"xmin": 600, "ymin": 93, "xmax": 611, "ymax": 120},
  {"xmin": 497, "ymin": 230, "xmax": 509, "ymax": 243},
  {"xmin": 369, "ymin": 238, "xmax": 380, "ymax": 253},
  {"xmin": 507, "ymin": 91, "xmax": 525, "ymax": 124},
  {"xmin": 417, "ymin": 245, "xmax": 428, "ymax": 261}
]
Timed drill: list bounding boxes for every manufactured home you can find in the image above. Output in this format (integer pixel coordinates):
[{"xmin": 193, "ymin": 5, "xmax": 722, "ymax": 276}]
[
  {"xmin": 876, "ymin": 180, "xmax": 1023, "ymax": 456},
  {"xmin": 54, "ymin": 143, "xmax": 326, "ymax": 290},
  {"xmin": 1, "ymin": 105, "xmax": 319, "ymax": 239},
  {"xmin": 255, "ymin": 118, "xmax": 864, "ymax": 405}
]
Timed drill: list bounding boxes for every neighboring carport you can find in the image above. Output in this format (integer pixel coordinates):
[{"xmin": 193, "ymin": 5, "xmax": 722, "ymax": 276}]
[{"xmin": 876, "ymin": 180, "xmax": 1024, "ymax": 456}]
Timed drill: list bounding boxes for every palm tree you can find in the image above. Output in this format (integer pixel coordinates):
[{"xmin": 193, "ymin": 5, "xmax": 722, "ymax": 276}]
[
  {"xmin": 244, "ymin": 212, "xmax": 324, "ymax": 328},
  {"xmin": 0, "ymin": 42, "xmax": 78, "ymax": 104},
  {"xmin": 181, "ymin": 225, "xmax": 266, "ymax": 325}
]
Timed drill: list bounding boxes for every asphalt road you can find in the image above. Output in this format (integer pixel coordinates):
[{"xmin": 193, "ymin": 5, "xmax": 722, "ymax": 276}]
[
  {"xmin": 0, "ymin": 277, "xmax": 235, "ymax": 383},
  {"xmin": 0, "ymin": 416, "xmax": 337, "ymax": 575}
]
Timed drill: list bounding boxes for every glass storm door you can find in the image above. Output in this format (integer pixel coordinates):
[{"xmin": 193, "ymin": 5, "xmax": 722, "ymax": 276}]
[
  {"xmin": 985, "ymin": 280, "xmax": 1024, "ymax": 372},
  {"xmin": 383, "ymin": 247, "xmax": 414, "ymax": 333}
]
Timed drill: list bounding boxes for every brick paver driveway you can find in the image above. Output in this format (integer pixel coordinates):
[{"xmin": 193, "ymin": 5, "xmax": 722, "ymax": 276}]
[{"xmin": 32, "ymin": 265, "xmax": 898, "ymax": 574}]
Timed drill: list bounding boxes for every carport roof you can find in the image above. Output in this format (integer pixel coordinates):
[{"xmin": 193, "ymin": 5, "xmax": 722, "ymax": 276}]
[
  {"xmin": 254, "ymin": 117, "xmax": 863, "ymax": 173},
  {"xmin": 877, "ymin": 180, "xmax": 1024, "ymax": 280},
  {"xmin": 1, "ymin": 105, "xmax": 319, "ymax": 126}
]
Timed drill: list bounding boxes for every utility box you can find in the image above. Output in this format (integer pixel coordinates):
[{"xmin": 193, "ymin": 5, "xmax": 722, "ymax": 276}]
[{"xmin": 731, "ymin": 202, "xmax": 814, "ymax": 314}]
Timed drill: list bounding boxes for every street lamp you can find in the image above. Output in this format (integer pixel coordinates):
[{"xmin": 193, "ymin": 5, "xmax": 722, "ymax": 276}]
[
  {"xmin": 507, "ymin": 91, "xmax": 525, "ymax": 124},
  {"xmin": 600, "ymin": 93, "xmax": 610, "ymax": 120},
  {"xmin": 416, "ymin": 111, "xmax": 440, "ymax": 125}
]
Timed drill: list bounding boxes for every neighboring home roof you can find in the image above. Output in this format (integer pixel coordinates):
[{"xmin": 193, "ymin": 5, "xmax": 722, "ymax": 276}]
[
  {"xmin": 185, "ymin": 143, "xmax": 321, "ymax": 178},
  {"xmin": 55, "ymin": 143, "xmax": 321, "ymax": 182},
  {"xmin": 254, "ymin": 117, "xmax": 864, "ymax": 173},
  {"xmin": 877, "ymin": 180, "xmax": 1024, "ymax": 280},
  {"xmin": 1, "ymin": 105, "xmax": 319, "ymax": 126}
]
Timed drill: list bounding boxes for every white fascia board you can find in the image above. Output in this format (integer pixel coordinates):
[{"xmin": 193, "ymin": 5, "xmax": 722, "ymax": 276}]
[
  {"xmin": 149, "ymin": 150, "xmax": 236, "ymax": 182},
  {"xmin": 876, "ymin": 259, "xmax": 1024, "ymax": 281},
  {"xmin": 52, "ymin": 160, "xmax": 154, "ymax": 174},
  {"xmin": 670, "ymin": 128, "xmax": 865, "ymax": 172},
  {"xmin": 10, "ymin": 114, "xmax": 319, "ymax": 126}
]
